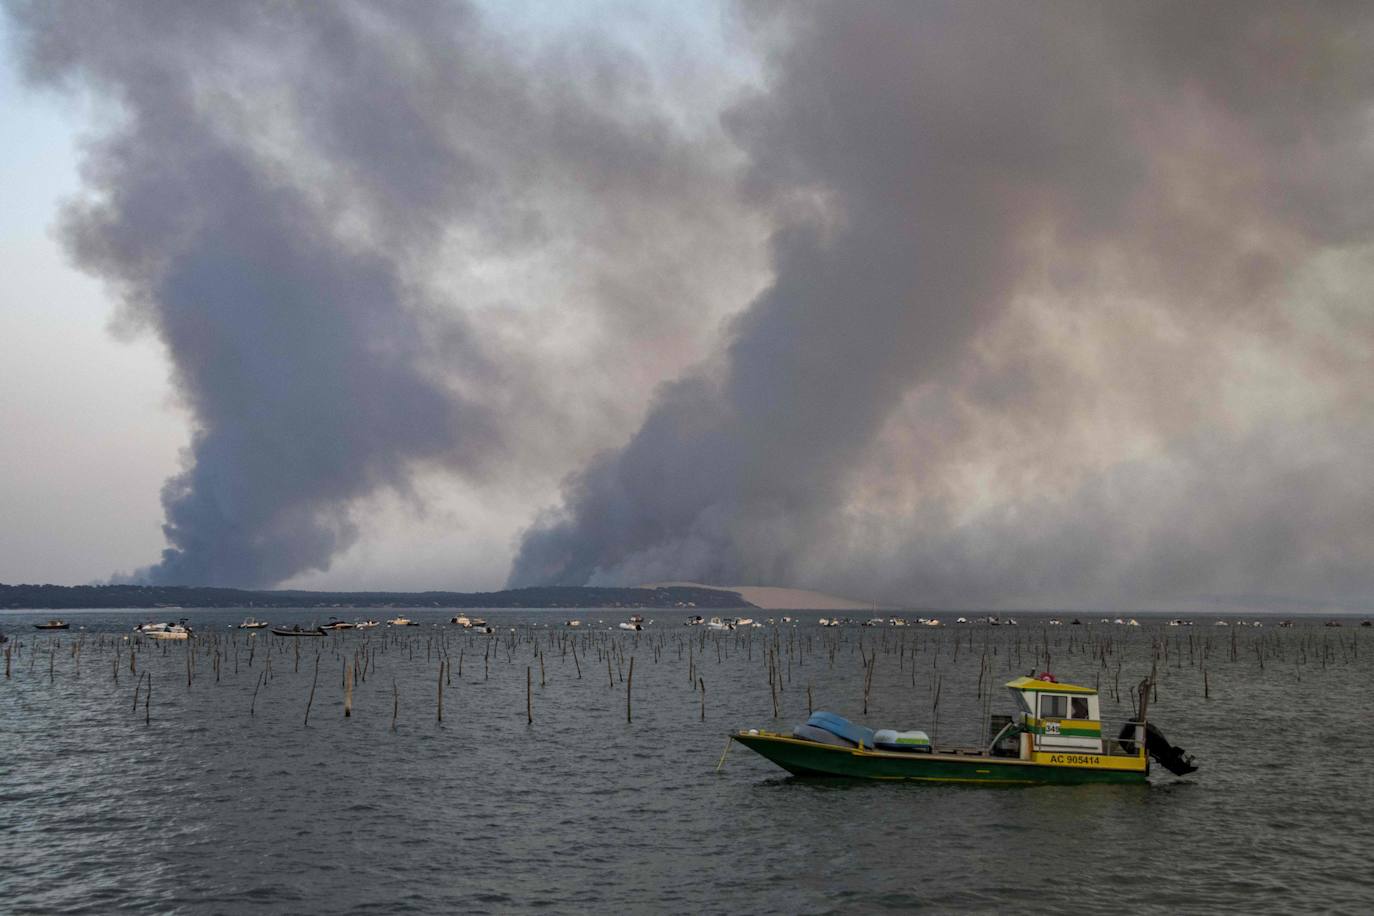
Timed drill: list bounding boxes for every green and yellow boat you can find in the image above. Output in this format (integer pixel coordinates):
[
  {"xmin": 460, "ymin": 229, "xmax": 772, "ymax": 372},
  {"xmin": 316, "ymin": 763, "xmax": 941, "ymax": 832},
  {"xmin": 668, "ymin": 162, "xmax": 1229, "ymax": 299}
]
[{"xmin": 731, "ymin": 674, "xmax": 1196, "ymax": 785}]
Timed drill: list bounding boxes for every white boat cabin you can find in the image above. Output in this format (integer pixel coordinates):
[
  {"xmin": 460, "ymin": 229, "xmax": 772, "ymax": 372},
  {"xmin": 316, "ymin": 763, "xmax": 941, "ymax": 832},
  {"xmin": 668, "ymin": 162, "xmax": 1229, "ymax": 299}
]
[{"xmin": 1005, "ymin": 675, "xmax": 1104, "ymax": 753}]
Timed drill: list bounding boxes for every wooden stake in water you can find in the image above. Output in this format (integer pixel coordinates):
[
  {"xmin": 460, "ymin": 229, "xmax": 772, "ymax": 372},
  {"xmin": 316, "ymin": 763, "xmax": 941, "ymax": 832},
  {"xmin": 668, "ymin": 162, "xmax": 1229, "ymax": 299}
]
[
  {"xmin": 626, "ymin": 656, "xmax": 635, "ymax": 724},
  {"xmin": 526, "ymin": 666, "xmax": 533, "ymax": 725},
  {"xmin": 392, "ymin": 678, "xmax": 399, "ymax": 731},
  {"xmin": 699, "ymin": 677, "xmax": 705, "ymax": 722},
  {"xmin": 344, "ymin": 664, "xmax": 354, "ymax": 718},
  {"xmin": 251, "ymin": 670, "xmax": 264, "ymax": 717},
  {"xmin": 304, "ymin": 653, "xmax": 320, "ymax": 726}
]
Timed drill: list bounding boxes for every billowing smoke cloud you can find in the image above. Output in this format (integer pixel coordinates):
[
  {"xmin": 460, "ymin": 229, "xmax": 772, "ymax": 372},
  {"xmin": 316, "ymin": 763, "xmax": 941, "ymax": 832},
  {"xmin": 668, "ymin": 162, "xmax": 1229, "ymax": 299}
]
[
  {"xmin": 512, "ymin": 2, "xmax": 1374, "ymax": 609},
  {"xmin": 9, "ymin": 0, "xmax": 1374, "ymax": 606},
  {"xmin": 5, "ymin": 0, "xmax": 758, "ymax": 586}
]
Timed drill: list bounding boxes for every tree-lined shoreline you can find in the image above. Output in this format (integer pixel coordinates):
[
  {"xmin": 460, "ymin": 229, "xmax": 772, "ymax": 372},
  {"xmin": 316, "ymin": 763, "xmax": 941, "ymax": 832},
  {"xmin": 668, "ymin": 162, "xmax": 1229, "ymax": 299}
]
[{"xmin": 0, "ymin": 583, "xmax": 753, "ymax": 611}]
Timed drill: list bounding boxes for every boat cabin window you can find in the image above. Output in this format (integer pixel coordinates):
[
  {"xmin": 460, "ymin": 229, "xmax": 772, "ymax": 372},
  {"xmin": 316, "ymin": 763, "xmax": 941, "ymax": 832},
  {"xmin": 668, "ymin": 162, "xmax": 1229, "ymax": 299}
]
[
  {"xmin": 1039, "ymin": 694, "xmax": 1068, "ymax": 719},
  {"xmin": 1070, "ymin": 696, "xmax": 1089, "ymax": 719}
]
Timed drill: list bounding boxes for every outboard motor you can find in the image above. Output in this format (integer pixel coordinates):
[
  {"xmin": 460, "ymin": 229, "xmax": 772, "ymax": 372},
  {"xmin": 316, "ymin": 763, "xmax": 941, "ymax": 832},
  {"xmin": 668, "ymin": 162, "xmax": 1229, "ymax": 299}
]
[{"xmin": 1119, "ymin": 722, "xmax": 1197, "ymax": 776}]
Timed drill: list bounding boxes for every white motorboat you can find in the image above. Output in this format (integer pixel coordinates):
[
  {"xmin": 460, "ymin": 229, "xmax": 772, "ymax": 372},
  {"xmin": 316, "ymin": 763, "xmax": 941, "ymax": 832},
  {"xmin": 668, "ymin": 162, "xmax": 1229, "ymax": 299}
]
[{"xmin": 136, "ymin": 621, "xmax": 191, "ymax": 640}]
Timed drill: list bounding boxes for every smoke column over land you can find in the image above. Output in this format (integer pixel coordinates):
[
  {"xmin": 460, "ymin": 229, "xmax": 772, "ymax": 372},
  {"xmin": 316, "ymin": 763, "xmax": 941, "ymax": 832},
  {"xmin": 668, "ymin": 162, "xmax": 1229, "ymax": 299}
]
[
  {"xmin": 5, "ymin": 0, "xmax": 753, "ymax": 587},
  {"xmin": 8, "ymin": 1, "xmax": 1374, "ymax": 606},
  {"xmin": 512, "ymin": 2, "xmax": 1374, "ymax": 609}
]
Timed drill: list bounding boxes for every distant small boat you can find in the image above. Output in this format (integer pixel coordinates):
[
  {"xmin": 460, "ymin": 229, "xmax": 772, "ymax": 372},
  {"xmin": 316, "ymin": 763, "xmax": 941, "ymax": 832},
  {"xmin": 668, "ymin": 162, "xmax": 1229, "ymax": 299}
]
[
  {"xmin": 618, "ymin": 621, "xmax": 642, "ymax": 631},
  {"xmin": 320, "ymin": 618, "xmax": 354, "ymax": 631},
  {"xmin": 387, "ymin": 616, "xmax": 417, "ymax": 626},
  {"xmin": 34, "ymin": 619, "xmax": 70, "ymax": 630},
  {"xmin": 355, "ymin": 620, "xmax": 380, "ymax": 629},
  {"xmin": 272, "ymin": 625, "xmax": 324, "ymax": 637},
  {"xmin": 629, "ymin": 614, "xmax": 645, "ymax": 624},
  {"xmin": 238, "ymin": 618, "xmax": 269, "ymax": 629},
  {"xmin": 565, "ymin": 620, "xmax": 582, "ymax": 628}
]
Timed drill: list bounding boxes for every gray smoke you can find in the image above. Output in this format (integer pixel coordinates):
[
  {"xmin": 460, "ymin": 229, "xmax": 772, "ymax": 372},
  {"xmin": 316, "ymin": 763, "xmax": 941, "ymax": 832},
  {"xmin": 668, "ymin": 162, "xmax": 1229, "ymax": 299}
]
[
  {"xmin": 5, "ymin": 0, "xmax": 754, "ymax": 587},
  {"xmin": 512, "ymin": 2, "xmax": 1374, "ymax": 609},
  {"xmin": 10, "ymin": 0, "xmax": 1374, "ymax": 605}
]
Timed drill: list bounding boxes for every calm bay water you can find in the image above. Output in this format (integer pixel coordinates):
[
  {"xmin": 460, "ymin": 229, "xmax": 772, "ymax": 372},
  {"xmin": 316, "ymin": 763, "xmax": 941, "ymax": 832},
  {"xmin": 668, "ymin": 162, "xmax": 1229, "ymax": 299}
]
[{"xmin": 2, "ymin": 608, "xmax": 1372, "ymax": 914}]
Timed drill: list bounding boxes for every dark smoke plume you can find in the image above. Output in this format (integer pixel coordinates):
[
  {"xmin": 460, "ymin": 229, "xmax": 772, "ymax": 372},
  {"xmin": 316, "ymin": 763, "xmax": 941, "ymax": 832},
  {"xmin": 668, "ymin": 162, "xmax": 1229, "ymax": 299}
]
[
  {"xmin": 5, "ymin": 0, "xmax": 751, "ymax": 586},
  {"xmin": 9, "ymin": 0, "xmax": 1374, "ymax": 606},
  {"xmin": 512, "ymin": 2, "xmax": 1374, "ymax": 609}
]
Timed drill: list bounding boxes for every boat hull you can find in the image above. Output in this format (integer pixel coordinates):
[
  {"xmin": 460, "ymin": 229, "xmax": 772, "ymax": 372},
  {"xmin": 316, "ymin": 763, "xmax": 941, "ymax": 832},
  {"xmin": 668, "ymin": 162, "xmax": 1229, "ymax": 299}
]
[{"xmin": 731, "ymin": 732, "xmax": 1146, "ymax": 785}]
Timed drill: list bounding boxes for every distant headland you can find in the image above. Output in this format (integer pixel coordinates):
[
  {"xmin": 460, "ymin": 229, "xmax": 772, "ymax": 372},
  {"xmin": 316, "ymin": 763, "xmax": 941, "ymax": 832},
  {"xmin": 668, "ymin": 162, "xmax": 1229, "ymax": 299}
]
[{"xmin": 0, "ymin": 582, "xmax": 754, "ymax": 611}]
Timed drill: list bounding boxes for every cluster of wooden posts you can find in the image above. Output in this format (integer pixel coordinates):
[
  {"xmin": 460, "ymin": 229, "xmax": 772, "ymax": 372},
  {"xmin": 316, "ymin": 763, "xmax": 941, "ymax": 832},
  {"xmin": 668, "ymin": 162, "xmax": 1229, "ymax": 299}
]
[{"xmin": 0, "ymin": 620, "xmax": 1363, "ymax": 740}]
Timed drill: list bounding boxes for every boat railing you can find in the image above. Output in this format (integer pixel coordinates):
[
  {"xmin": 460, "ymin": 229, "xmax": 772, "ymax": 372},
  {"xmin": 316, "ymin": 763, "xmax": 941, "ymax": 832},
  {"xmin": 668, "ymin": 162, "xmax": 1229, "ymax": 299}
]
[{"xmin": 1103, "ymin": 733, "xmax": 1143, "ymax": 758}]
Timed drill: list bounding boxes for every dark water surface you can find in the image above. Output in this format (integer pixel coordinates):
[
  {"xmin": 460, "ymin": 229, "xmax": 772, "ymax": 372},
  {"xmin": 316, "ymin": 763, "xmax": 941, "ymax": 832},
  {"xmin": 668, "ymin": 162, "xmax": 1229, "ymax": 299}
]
[{"xmin": 3, "ymin": 608, "xmax": 1372, "ymax": 914}]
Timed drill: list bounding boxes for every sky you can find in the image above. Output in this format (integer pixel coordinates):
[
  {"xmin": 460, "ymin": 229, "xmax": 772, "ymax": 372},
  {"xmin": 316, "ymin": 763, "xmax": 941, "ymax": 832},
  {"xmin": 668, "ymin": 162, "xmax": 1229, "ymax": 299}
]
[{"xmin": 2, "ymin": 1, "xmax": 1373, "ymax": 612}]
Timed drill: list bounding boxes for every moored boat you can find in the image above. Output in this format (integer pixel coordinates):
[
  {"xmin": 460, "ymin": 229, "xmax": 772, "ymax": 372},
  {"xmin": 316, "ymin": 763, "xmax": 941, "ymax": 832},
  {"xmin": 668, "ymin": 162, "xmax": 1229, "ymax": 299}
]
[
  {"xmin": 387, "ymin": 616, "xmax": 418, "ymax": 626},
  {"xmin": 731, "ymin": 673, "xmax": 1196, "ymax": 786},
  {"xmin": 238, "ymin": 617, "xmax": 269, "ymax": 629},
  {"xmin": 34, "ymin": 619, "xmax": 70, "ymax": 630},
  {"xmin": 271, "ymin": 625, "xmax": 324, "ymax": 637},
  {"xmin": 355, "ymin": 619, "xmax": 380, "ymax": 629},
  {"xmin": 135, "ymin": 620, "xmax": 191, "ymax": 640},
  {"xmin": 320, "ymin": 618, "xmax": 354, "ymax": 631}
]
